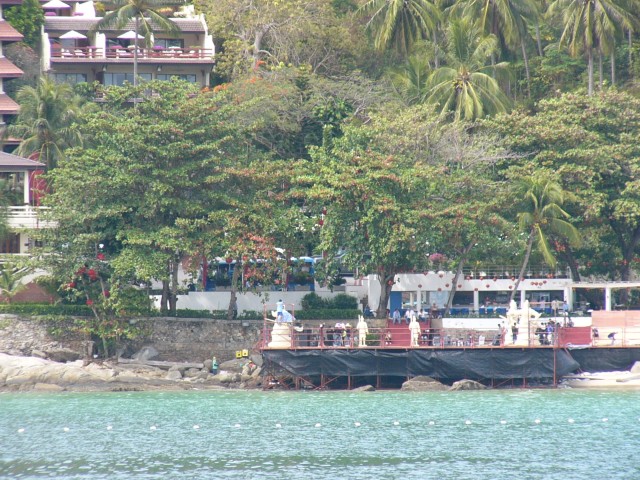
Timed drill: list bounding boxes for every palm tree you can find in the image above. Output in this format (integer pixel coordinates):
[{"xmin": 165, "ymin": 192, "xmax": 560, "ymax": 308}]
[
  {"xmin": 451, "ymin": 0, "xmax": 541, "ymax": 95},
  {"xmin": 509, "ymin": 176, "xmax": 581, "ymax": 303},
  {"xmin": 0, "ymin": 263, "xmax": 29, "ymax": 304},
  {"xmin": 92, "ymin": 0, "xmax": 180, "ymax": 87},
  {"xmin": 360, "ymin": 0, "xmax": 441, "ymax": 55},
  {"xmin": 7, "ymin": 78, "xmax": 83, "ymax": 169},
  {"xmin": 388, "ymin": 51, "xmax": 433, "ymax": 105},
  {"xmin": 425, "ymin": 19, "xmax": 511, "ymax": 120},
  {"xmin": 547, "ymin": 0, "xmax": 639, "ymax": 95}
]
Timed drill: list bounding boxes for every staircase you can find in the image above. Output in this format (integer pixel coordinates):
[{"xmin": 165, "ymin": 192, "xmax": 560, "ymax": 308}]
[{"xmin": 384, "ymin": 320, "xmax": 412, "ymax": 347}]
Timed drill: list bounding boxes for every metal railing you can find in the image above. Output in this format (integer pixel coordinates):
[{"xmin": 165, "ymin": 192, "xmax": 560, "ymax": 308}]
[{"xmin": 51, "ymin": 46, "xmax": 214, "ymax": 59}]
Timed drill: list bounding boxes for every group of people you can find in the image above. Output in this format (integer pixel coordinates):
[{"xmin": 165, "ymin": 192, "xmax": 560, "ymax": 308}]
[
  {"xmin": 391, "ymin": 304, "xmax": 440, "ymax": 325},
  {"xmin": 535, "ymin": 320, "xmax": 564, "ymax": 345}
]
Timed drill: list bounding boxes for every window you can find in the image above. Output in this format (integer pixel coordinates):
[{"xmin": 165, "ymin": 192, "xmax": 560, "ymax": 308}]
[
  {"xmin": 0, "ymin": 233, "xmax": 21, "ymax": 254},
  {"xmin": 156, "ymin": 74, "xmax": 197, "ymax": 83},
  {"xmin": 0, "ymin": 172, "xmax": 24, "ymax": 205},
  {"xmin": 52, "ymin": 73, "xmax": 87, "ymax": 85},
  {"xmin": 104, "ymin": 73, "xmax": 152, "ymax": 86},
  {"xmin": 154, "ymin": 38, "xmax": 183, "ymax": 49}
]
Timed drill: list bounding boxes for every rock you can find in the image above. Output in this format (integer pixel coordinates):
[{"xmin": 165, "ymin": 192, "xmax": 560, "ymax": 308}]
[
  {"xmin": 203, "ymin": 359, "xmax": 213, "ymax": 372},
  {"xmin": 165, "ymin": 370, "xmax": 183, "ymax": 381},
  {"xmin": 449, "ymin": 379, "xmax": 487, "ymax": 391},
  {"xmin": 251, "ymin": 366, "xmax": 262, "ymax": 378},
  {"xmin": 630, "ymin": 361, "xmax": 640, "ymax": 374},
  {"xmin": 131, "ymin": 346, "xmax": 159, "ymax": 362},
  {"xmin": 219, "ymin": 359, "xmax": 246, "ymax": 373},
  {"xmin": 218, "ymin": 373, "xmax": 241, "ymax": 384},
  {"xmin": 33, "ymin": 383, "xmax": 65, "ymax": 392},
  {"xmin": 352, "ymin": 385, "xmax": 375, "ymax": 392},
  {"xmin": 45, "ymin": 348, "xmax": 81, "ymax": 363},
  {"xmin": 184, "ymin": 368, "xmax": 201, "ymax": 378},
  {"xmin": 249, "ymin": 354, "xmax": 263, "ymax": 367},
  {"xmin": 31, "ymin": 350, "xmax": 47, "ymax": 359},
  {"xmin": 168, "ymin": 365, "xmax": 187, "ymax": 374},
  {"xmin": 401, "ymin": 376, "xmax": 448, "ymax": 392}
]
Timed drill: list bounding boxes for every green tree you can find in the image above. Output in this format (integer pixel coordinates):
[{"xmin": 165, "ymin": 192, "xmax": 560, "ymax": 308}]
[
  {"xmin": 302, "ymin": 106, "xmax": 443, "ymax": 316},
  {"xmin": 0, "ymin": 264, "xmax": 29, "ymax": 304},
  {"xmin": 7, "ymin": 77, "xmax": 85, "ymax": 169},
  {"xmin": 4, "ymin": 0, "xmax": 44, "ymax": 50},
  {"xmin": 508, "ymin": 174, "xmax": 581, "ymax": 302},
  {"xmin": 425, "ymin": 19, "xmax": 511, "ymax": 120},
  {"xmin": 360, "ymin": 0, "xmax": 440, "ymax": 55},
  {"xmin": 547, "ymin": 0, "xmax": 639, "ymax": 95},
  {"xmin": 93, "ymin": 0, "xmax": 180, "ymax": 87}
]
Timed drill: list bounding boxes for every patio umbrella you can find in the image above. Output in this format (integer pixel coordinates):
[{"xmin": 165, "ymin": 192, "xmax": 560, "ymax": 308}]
[
  {"xmin": 59, "ymin": 30, "xmax": 87, "ymax": 40},
  {"xmin": 117, "ymin": 30, "xmax": 144, "ymax": 40},
  {"xmin": 42, "ymin": 0, "xmax": 71, "ymax": 8}
]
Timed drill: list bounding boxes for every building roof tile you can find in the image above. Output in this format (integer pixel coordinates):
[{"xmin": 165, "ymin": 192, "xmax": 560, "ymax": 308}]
[
  {"xmin": 0, "ymin": 21, "xmax": 24, "ymax": 41},
  {"xmin": 44, "ymin": 17, "xmax": 206, "ymax": 33},
  {"xmin": 0, "ymin": 93, "xmax": 20, "ymax": 114},
  {"xmin": 0, "ymin": 151, "xmax": 45, "ymax": 169},
  {"xmin": 0, "ymin": 57, "xmax": 23, "ymax": 78}
]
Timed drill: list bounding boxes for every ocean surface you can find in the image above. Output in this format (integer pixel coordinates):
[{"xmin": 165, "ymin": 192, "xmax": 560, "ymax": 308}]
[{"xmin": 1, "ymin": 388, "xmax": 639, "ymax": 479}]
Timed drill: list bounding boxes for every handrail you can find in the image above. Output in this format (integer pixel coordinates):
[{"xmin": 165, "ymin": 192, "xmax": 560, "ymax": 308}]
[{"xmin": 51, "ymin": 46, "xmax": 214, "ymax": 59}]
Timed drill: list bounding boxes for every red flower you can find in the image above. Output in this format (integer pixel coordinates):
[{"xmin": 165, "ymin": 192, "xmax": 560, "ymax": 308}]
[
  {"xmin": 103, "ymin": 290, "xmax": 110, "ymax": 298},
  {"xmin": 76, "ymin": 266, "xmax": 87, "ymax": 275},
  {"xmin": 86, "ymin": 299, "xmax": 94, "ymax": 306},
  {"xmin": 88, "ymin": 269, "xmax": 97, "ymax": 277},
  {"xmin": 97, "ymin": 253, "xmax": 106, "ymax": 261}
]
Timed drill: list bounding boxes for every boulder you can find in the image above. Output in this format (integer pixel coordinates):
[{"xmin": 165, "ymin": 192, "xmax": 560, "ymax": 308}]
[
  {"xmin": 219, "ymin": 359, "xmax": 246, "ymax": 373},
  {"xmin": 165, "ymin": 369, "xmax": 183, "ymax": 381},
  {"xmin": 352, "ymin": 385, "xmax": 375, "ymax": 392},
  {"xmin": 131, "ymin": 346, "xmax": 159, "ymax": 362},
  {"xmin": 45, "ymin": 348, "xmax": 81, "ymax": 363},
  {"xmin": 31, "ymin": 350, "xmax": 47, "ymax": 359},
  {"xmin": 401, "ymin": 376, "xmax": 448, "ymax": 392},
  {"xmin": 449, "ymin": 379, "xmax": 487, "ymax": 391},
  {"xmin": 183, "ymin": 368, "xmax": 202, "ymax": 378},
  {"xmin": 630, "ymin": 361, "xmax": 640, "ymax": 374},
  {"xmin": 203, "ymin": 359, "xmax": 213, "ymax": 372}
]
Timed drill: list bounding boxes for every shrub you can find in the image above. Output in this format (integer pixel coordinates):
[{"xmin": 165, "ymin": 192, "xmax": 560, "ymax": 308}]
[
  {"xmin": 301, "ymin": 292, "xmax": 327, "ymax": 309},
  {"xmin": 295, "ymin": 309, "xmax": 359, "ymax": 320},
  {"xmin": 329, "ymin": 293, "xmax": 358, "ymax": 309}
]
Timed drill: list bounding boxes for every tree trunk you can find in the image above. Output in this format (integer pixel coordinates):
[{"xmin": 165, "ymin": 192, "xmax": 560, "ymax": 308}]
[
  {"xmin": 228, "ymin": 260, "xmax": 241, "ymax": 320},
  {"xmin": 509, "ymin": 227, "xmax": 536, "ymax": 304},
  {"xmin": 376, "ymin": 270, "xmax": 394, "ymax": 318},
  {"xmin": 134, "ymin": 15, "xmax": 139, "ymax": 88},
  {"xmin": 433, "ymin": 29, "xmax": 439, "ymax": 68},
  {"xmin": 168, "ymin": 257, "xmax": 179, "ymax": 315},
  {"xmin": 160, "ymin": 280, "xmax": 170, "ymax": 314},
  {"xmin": 598, "ymin": 48, "xmax": 603, "ymax": 90},
  {"xmin": 611, "ymin": 44, "xmax": 616, "ymax": 86},
  {"xmin": 535, "ymin": 24, "xmax": 543, "ymax": 57},
  {"xmin": 445, "ymin": 241, "xmax": 474, "ymax": 317},
  {"xmin": 521, "ymin": 40, "xmax": 531, "ymax": 98},
  {"xmin": 629, "ymin": 30, "xmax": 633, "ymax": 78},
  {"xmin": 587, "ymin": 47, "xmax": 594, "ymax": 96}
]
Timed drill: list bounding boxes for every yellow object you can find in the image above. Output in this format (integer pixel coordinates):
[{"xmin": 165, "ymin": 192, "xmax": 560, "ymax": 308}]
[
  {"xmin": 235, "ymin": 351, "xmax": 242, "ymax": 359},
  {"xmin": 242, "ymin": 349, "xmax": 249, "ymax": 357}
]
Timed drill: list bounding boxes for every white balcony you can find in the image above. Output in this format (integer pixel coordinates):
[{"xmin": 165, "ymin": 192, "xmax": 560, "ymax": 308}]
[{"xmin": 5, "ymin": 206, "xmax": 54, "ymax": 229}]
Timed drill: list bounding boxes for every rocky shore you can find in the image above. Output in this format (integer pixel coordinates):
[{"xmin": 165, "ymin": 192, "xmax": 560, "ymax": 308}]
[{"xmin": 0, "ymin": 353, "xmax": 263, "ymax": 393}]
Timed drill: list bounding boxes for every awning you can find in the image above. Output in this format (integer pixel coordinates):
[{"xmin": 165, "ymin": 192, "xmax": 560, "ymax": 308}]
[
  {"xmin": 59, "ymin": 30, "xmax": 87, "ymax": 39},
  {"xmin": 117, "ymin": 30, "xmax": 144, "ymax": 39},
  {"xmin": 42, "ymin": 0, "xmax": 71, "ymax": 9}
]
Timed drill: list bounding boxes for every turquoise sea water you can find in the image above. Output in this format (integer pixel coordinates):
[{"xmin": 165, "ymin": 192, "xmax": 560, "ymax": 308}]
[{"xmin": 1, "ymin": 389, "xmax": 639, "ymax": 479}]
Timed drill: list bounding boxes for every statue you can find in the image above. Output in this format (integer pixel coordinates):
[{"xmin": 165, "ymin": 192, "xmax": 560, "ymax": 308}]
[
  {"xmin": 356, "ymin": 315, "xmax": 369, "ymax": 347},
  {"xmin": 409, "ymin": 316, "xmax": 421, "ymax": 347},
  {"xmin": 267, "ymin": 309, "xmax": 302, "ymax": 348},
  {"xmin": 499, "ymin": 299, "xmax": 541, "ymax": 346}
]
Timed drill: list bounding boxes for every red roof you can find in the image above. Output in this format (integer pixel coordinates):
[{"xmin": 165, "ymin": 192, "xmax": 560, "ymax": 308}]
[
  {"xmin": 0, "ymin": 94, "xmax": 19, "ymax": 114},
  {"xmin": 0, "ymin": 21, "xmax": 23, "ymax": 41},
  {"xmin": 0, "ymin": 57, "xmax": 23, "ymax": 78}
]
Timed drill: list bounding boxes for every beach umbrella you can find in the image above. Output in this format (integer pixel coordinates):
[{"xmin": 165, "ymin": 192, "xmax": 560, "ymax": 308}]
[
  {"xmin": 42, "ymin": 0, "xmax": 71, "ymax": 8},
  {"xmin": 59, "ymin": 30, "xmax": 87, "ymax": 40},
  {"xmin": 117, "ymin": 30, "xmax": 144, "ymax": 40}
]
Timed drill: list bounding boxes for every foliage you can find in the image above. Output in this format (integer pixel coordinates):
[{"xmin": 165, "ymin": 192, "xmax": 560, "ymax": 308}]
[
  {"xmin": 7, "ymin": 77, "xmax": 86, "ymax": 168},
  {"xmin": 0, "ymin": 264, "xmax": 30, "ymax": 304},
  {"xmin": 295, "ymin": 308, "xmax": 360, "ymax": 319},
  {"xmin": 301, "ymin": 292, "xmax": 358, "ymax": 309},
  {"xmin": 4, "ymin": 0, "xmax": 44, "ymax": 50}
]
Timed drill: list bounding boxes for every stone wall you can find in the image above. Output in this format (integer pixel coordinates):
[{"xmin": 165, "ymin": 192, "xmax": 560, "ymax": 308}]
[{"xmin": 0, "ymin": 315, "xmax": 388, "ymax": 364}]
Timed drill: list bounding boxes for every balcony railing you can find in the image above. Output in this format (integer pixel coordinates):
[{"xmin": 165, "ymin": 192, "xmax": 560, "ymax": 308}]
[
  {"xmin": 51, "ymin": 46, "xmax": 214, "ymax": 60},
  {"xmin": 5, "ymin": 206, "xmax": 53, "ymax": 229}
]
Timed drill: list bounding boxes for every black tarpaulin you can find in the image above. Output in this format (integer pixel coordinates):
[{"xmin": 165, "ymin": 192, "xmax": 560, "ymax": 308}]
[{"xmin": 263, "ymin": 347, "xmax": 584, "ymax": 382}]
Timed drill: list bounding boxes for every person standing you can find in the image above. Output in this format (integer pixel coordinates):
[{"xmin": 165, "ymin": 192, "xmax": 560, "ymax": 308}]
[
  {"xmin": 511, "ymin": 323, "xmax": 519, "ymax": 344},
  {"xmin": 211, "ymin": 356, "xmax": 219, "ymax": 375},
  {"xmin": 392, "ymin": 309, "xmax": 401, "ymax": 325},
  {"xmin": 276, "ymin": 299, "xmax": 284, "ymax": 322},
  {"xmin": 551, "ymin": 299, "xmax": 560, "ymax": 317}
]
